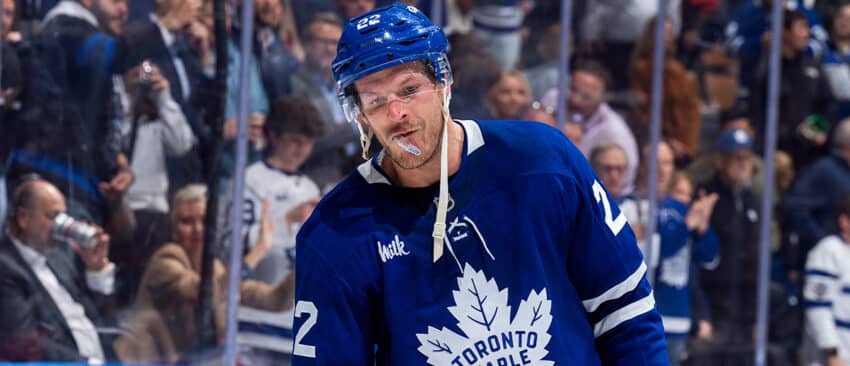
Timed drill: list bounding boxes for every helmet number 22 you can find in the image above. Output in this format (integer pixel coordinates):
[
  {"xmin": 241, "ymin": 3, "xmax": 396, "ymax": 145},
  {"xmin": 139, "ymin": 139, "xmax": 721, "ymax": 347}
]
[{"xmin": 356, "ymin": 14, "xmax": 381, "ymax": 30}]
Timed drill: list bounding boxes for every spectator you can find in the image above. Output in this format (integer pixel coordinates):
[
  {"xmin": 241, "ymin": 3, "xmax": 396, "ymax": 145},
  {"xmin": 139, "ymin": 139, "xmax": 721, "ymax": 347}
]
[
  {"xmin": 580, "ymin": 0, "xmax": 680, "ymax": 90},
  {"xmin": 686, "ymin": 116, "xmax": 766, "ymax": 200},
  {"xmin": 123, "ymin": 0, "xmax": 204, "ymax": 194},
  {"xmin": 192, "ymin": 0, "xmax": 269, "ymax": 192},
  {"xmin": 590, "ymin": 142, "xmax": 630, "ymax": 199},
  {"xmin": 0, "ymin": 179, "xmax": 115, "ymax": 362},
  {"xmin": 1, "ymin": 0, "xmax": 18, "ymax": 42},
  {"xmin": 290, "ymin": 12, "xmax": 358, "ymax": 189},
  {"xmin": 232, "ymin": 98, "xmax": 323, "ymax": 362},
  {"xmin": 111, "ymin": 61, "xmax": 195, "ymax": 306},
  {"xmin": 11, "ymin": 0, "xmax": 167, "ymax": 226},
  {"xmin": 751, "ymin": 8, "xmax": 835, "ymax": 170},
  {"xmin": 621, "ymin": 140, "xmax": 676, "ymax": 264},
  {"xmin": 631, "ymin": 16, "xmax": 703, "ymax": 164},
  {"xmin": 822, "ymin": 3, "xmax": 850, "ymax": 121},
  {"xmin": 725, "ymin": 0, "xmax": 828, "ymax": 100},
  {"xmin": 483, "ymin": 70, "xmax": 531, "ymax": 120},
  {"xmin": 469, "ymin": 0, "xmax": 533, "ymax": 70},
  {"xmin": 519, "ymin": 102, "xmax": 557, "ymax": 128},
  {"xmin": 653, "ymin": 172, "xmax": 719, "ymax": 365},
  {"xmin": 253, "ymin": 0, "xmax": 300, "ymax": 101},
  {"xmin": 113, "ymin": 184, "xmax": 295, "ymax": 364},
  {"xmin": 442, "ymin": 0, "xmax": 473, "ymax": 35},
  {"xmin": 801, "ymin": 192, "xmax": 850, "ymax": 366},
  {"xmin": 0, "ymin": 0, "xmax": 20, "ymax": 228},
  {"xmin": 125, "ymin": 0, "xmax": 201, "ymax": 120},
  {"xmin": 238, "ymin": 97, "xmax": 323, "ymax": 285},
  {"xmin": 690, "ymin": 128, "xmax": 762, "ymax": 364},
  {"xmin": 522, "ymin": 22, "xmax": 564, "ymax": 100},
  {"xmin": 565, "ymin": 59, "xmax": 640, "ymax": 195},
  {"xmin": 336, "ymin": 0, "xmax": 376, "ymax": 20},
  {"xmin": 277, "ymin": 0, "xmax": 306, "ymax": 62},
  {"xmin": 447, "ymin": 40, "xmax": 502, "ymax": 120},
  {"xmin": 784, "ymin": 118, "xmax": 850, "ymax": 273}
]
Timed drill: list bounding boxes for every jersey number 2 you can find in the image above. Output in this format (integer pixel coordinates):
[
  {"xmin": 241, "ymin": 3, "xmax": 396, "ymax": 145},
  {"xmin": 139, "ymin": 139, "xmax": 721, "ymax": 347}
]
[
  {"xmin": 294, "ymin": 301, "xmax": 318, "ymax": 358},
  {"xmin": 592, "ymin": 180, "xmax": 627, "ymax": 236}
]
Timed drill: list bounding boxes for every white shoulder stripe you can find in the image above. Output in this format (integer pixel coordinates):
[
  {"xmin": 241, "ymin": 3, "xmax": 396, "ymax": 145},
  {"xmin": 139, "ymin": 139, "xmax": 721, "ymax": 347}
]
[
  {"xmin": 661, "ymin": 315, "xmax": 692, "ymax": 334},
  {"xmin": 357, "ymin": 160, "xmax": 391, "ymax": 185},
  {"xmin": 457, "ymin": 119, "xmax": 485, "ymax": 155},
  {"xmin": 593, "ymin": 292, "xmax": 656, "ymax": 338},
  {"xmin": 356, "ymin": 120, "xmax": 484, "ymax": 185},
  {"xmin": 582, "ymin": 261, "xmax": 647, "ymax": 313}
]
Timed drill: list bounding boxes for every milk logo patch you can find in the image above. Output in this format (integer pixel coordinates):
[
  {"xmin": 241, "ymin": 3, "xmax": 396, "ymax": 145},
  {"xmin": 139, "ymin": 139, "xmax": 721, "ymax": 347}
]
[
  {"xmin": 416, "ymin": 264, "xmax": 553, "ymax": 366},
  {"xmin": 377, "ymin": 234, "xmax": 411, "ymax": 263}
]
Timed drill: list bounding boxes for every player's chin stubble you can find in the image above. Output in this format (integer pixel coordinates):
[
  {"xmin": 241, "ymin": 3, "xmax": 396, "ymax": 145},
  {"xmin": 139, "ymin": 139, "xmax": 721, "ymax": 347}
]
[{"xmin": 385, "ymin": 120, "xmax": 443, "ymax": 171}]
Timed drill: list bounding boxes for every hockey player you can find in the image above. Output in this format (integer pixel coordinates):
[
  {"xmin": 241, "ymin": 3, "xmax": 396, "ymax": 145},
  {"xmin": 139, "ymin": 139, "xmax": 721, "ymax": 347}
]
[
  {"xmin": 803, "ymin": 193, "xmax": 850, "ymax": 366},
  {"xmin": 292, "ymin": 3, "xmax": 669, "ymax": 365}
]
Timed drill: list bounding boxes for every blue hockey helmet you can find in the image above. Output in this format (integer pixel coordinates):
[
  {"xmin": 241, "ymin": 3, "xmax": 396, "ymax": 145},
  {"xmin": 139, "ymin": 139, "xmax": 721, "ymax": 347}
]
[{"xmin": 332, "ymin": 2, "xmax": 452, "ymax": 124}]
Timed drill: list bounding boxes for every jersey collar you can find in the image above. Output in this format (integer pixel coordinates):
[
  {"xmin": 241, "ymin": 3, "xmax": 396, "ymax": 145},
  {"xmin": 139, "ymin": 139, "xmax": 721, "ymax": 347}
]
[{"xmin": 357, "ymin": 119, "xmax": 484, "ymax": 185}]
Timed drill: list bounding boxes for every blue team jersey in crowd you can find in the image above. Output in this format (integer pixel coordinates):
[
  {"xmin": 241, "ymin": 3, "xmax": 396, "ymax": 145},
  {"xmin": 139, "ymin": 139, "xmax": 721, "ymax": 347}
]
[
  {"xmin": 653, "ymin": 198, "xmax": 719, "ymax": 338},
  {"xmin": 292, "ymin": 119, "xmax": 668, "ymax": 365}
]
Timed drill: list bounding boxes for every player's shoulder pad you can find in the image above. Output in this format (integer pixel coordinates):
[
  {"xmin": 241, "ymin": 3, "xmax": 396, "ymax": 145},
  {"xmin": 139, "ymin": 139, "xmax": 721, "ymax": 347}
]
[
  {"xmin": 474, "ymin": 119, "xmax": 590, "ymax": 181},
  {"xmin": 296, "ymin": 172, "xmax": 377, "ymax": 256}
]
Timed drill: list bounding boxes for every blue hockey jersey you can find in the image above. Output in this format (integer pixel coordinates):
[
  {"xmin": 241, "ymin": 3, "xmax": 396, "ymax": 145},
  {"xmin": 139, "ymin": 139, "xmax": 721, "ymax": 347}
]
[
  {"xmin": 292, "ymin": 119, "xmax": 668, "ymax": 365},
  {"xmin": 653, "ymin": 198, "xmax": 719, "ymax": 338}
]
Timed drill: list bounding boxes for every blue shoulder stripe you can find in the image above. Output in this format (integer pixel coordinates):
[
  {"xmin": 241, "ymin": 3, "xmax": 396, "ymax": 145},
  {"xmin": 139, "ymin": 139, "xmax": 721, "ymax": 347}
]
[
  {"xmin": 804, "ymin": 300, "xmax": 833, "ymax": 308},
  {"xmin": 806, "ymin": 269, "xmax": 840, "ymax": 279},
  {"xmin": 837, "ymin": 319, "xmax": 850, "ymax": 329},
  {"xmin": 239, "ymin": 321, "xmax": 294, "ymax": 340}
]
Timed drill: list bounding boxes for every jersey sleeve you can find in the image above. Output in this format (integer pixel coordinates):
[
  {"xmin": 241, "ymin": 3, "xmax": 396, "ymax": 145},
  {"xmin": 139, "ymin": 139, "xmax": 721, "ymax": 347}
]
[
  {"xmin": 693, "ymin": 228, "xmax": 719, "ymax": 270},
  {"xmin": 292, "ymin": 233, "xmax": 377, "ymax": 365},
  {"xmin": 804, "ymin": 239, "xmax": 842, "ymax": 350},
  {"xmin": 556, "ymin": 170, "xmax": 668, "ymax": 364}
]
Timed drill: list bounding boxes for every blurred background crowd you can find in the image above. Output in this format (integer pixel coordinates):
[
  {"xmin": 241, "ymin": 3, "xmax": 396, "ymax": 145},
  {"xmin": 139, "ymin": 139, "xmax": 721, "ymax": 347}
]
[{"xmin": 1, "ymin": 0, "xmax": 850, "ymax": 365}]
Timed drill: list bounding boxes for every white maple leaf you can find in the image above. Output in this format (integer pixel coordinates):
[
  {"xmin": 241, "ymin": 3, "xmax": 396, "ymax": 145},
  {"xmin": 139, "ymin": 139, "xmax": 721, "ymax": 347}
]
[
  {"xmin": 417, "ymin": 264, "xmax": 554, "ymax": 365},
  {"xmin": 448, "ymin": 263, "xmax": 511, "ymax": 336},
  {"xmin": 513, "ymin": 289, "xmax": 554, "ymax": 366}
]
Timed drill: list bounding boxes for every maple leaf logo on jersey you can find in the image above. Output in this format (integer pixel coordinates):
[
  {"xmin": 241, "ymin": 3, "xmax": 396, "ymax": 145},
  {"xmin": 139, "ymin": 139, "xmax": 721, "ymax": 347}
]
[{"xmin": 416, "ymin": 264, "xmax": 554, "ymax": 366}]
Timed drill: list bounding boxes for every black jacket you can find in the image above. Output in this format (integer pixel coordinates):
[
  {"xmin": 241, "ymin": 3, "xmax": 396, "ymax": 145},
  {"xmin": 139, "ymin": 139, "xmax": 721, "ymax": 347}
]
[
  {"xmin": 750, "ymin": 51, "xmax": 836, "ymax": 168},
  {"xmin": 697, "ymin": 176, "xmax": 761, "ymax": 330},
  {"xmin": 0, "ymin": 236, "xmax": 115, "ymax": 362}
]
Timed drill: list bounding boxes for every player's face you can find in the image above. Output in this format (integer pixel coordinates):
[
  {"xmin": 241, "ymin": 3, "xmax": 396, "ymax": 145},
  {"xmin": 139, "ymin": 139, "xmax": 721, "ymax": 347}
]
[
  {"xmin": 354, "ymin": 63, "xmax": 445, "ymax": 170},
  {"xmin": 594, "ymin": 148, "xmax": 627, "ymax": 196},
  {"xmin": 485, "ymin": 74, "xmax": 531, "ymax": 120}
]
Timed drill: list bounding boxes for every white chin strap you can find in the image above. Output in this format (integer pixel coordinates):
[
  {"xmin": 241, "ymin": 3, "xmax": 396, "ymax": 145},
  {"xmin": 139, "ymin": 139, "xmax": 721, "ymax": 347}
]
[{"xmin": 432, "ymin": 87, "xmax": 451, "ymax": 263}]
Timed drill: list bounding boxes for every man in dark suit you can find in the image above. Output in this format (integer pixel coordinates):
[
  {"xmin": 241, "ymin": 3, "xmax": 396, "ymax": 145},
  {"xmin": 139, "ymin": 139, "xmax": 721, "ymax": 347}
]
[
  {"xmin": 123, "ymin": 0, "xmax": 202, "ymax": 122},
  {"xmin": 290, "ymin": 12, "xmax": 359, "ymax": 189},
  {"xmin": 0, "ymin": 178, "xmax": 116, "ymax": 362},
  {"xmin": 121, "ymin": 0, "xmax": 207, "ymax": 194}
]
